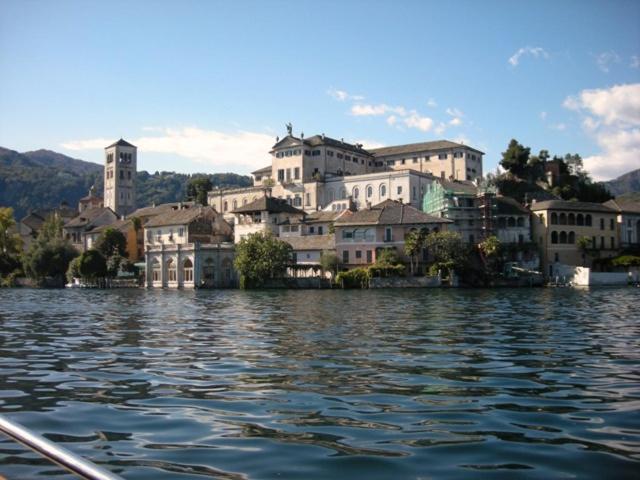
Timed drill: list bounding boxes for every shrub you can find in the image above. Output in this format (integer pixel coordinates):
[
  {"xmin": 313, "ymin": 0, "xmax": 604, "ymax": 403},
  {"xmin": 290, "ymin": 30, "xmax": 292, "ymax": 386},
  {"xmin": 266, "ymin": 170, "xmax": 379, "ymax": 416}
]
[{"xmin": 336, "ymin": 268, "xmax": 370, "ymax": 288}]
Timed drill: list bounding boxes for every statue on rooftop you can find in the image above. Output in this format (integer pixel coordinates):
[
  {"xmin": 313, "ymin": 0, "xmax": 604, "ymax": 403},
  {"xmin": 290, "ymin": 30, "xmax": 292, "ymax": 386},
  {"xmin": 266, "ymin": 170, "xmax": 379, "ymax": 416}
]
[{"xmin": 286, "ymin": 122, "xmax": 293, "ymax": 136}]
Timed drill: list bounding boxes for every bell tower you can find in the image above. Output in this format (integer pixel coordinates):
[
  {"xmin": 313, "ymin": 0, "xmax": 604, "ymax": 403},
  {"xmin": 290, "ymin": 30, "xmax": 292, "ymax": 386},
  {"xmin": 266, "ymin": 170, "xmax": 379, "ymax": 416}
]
[{"xmin": 104, "ymin": 138, "xmax": 137, "ymax": 217}]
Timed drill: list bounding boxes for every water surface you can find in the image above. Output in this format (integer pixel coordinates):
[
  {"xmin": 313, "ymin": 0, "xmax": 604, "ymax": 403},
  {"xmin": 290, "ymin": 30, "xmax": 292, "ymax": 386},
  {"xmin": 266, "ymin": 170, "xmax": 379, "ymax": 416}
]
[{"xmin": 0, "ymin": 288, "xmax": 639, "ymax": 479}]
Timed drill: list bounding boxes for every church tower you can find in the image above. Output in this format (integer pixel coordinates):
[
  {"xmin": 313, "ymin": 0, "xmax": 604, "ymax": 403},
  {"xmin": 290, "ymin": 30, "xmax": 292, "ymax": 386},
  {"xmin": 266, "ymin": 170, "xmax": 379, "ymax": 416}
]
[{"xmin": 104, "ymin": 139, "xmax": 137, "ymax": 217}]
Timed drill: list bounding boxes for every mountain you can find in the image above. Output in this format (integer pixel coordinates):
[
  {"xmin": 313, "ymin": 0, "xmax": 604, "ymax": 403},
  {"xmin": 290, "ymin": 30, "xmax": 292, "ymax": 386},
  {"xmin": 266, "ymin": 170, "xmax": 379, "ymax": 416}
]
[
  {"xmin": 0, "ymin": 147, "xmax": 252, "ymax": 220},
  {"xmin": 603, "ymin": 168, "xmax": 640, "ymax": 197}
]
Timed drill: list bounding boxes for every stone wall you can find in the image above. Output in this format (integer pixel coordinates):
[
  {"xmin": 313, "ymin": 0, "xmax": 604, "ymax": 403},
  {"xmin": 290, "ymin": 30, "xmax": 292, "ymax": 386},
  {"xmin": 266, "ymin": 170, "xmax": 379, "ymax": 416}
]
[{"xmin": 369, "ymin": 276, "xmax": 441, "ymax": 288}]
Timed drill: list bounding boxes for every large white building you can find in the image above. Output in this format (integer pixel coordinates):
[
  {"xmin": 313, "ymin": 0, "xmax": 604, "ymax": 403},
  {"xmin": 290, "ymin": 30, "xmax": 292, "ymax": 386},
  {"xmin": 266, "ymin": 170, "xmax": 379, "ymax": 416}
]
[{"xmin": 208, "ymin": 128, "xmax": 485, "ymax": 216}]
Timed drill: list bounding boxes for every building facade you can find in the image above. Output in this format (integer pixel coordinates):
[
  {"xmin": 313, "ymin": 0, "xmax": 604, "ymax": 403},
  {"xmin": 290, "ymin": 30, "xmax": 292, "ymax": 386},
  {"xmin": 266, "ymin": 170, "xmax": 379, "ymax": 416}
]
[
  {"xmin": 603, "ymin": 199, "xmax": 640, "ymax": 248},
  {"xmin": 531, "ymin": 200, "xmax": 619, "ymax": 276}
]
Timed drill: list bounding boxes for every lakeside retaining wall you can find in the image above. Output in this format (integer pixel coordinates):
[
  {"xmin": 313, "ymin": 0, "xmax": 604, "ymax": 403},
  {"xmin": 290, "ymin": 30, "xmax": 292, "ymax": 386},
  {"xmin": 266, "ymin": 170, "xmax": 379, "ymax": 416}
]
[{"xmin": 369, "ymin": 276, "xmax": 441, "ymax": 288}]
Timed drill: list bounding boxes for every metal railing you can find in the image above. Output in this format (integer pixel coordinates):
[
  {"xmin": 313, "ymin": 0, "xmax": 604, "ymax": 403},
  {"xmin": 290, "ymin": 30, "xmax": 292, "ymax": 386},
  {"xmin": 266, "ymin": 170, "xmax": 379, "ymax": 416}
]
[{"xmin": 0, "ymin": 414, "xmax": 123, "ymax": 480}]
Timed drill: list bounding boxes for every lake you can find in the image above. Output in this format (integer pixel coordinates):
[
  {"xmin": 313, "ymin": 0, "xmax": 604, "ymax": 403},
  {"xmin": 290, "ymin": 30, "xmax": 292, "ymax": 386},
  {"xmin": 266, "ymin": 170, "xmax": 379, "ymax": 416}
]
[{"xmin": 0, "ymin": 288, "xmax": 639, "ymax": 479}]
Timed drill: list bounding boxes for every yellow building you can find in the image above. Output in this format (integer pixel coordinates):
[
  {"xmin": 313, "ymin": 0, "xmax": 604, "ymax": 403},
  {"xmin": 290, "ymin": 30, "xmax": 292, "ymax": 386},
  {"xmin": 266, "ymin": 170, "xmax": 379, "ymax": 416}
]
[{"xmin": 530, "ymin": 200, "xmax": 619, "ymax": 276}]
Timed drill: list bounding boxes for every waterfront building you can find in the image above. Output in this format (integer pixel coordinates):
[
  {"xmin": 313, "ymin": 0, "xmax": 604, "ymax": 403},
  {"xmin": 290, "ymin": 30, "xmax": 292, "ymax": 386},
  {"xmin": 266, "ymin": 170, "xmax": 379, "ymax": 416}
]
[
  {"xmin": 530, "ymin": 200, "xmax": 619, "ymax": 276},
  {"xmin": 84, "ymin": 218, "xmax": 142, "ymax": 261},
  {"xmin": 104, "ymin": 138, "xmax": 137, "ymax": 217},
  {"xmin": 494, "ymin": 196, "xmax": 533, "ymax": 244},
  {"xmin": 63, "ymin": 206, "xmax": 118, "ymax": 252},
  {"xmin": 603, "ymin": 199, "xmax": 640, "ymax": 247},
  {"xmin": 144, "ymin": 205, "xmax": 235, "ymax": 288},
  {"xmin": 334, "ymin": 199, "xmax": 451, "ymax": 269},
  {"xmin": 368, "ymin": 140, "xmax": 483, "ymax": 182},
  {"xmin": 230, "ymin": 196, "xmax": 305, "ymax": 243}
]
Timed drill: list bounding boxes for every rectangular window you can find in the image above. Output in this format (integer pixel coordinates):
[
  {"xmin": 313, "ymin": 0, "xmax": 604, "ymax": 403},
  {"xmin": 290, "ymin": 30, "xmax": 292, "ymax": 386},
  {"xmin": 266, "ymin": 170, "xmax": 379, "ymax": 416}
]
[
  {"xmin": 611, "ymin": 237, "xmax": 615, "ymax": 249},
  {"xmin": 286, "ymin": 169, "xmax": 291, "ymax": 181},
  {"xmin": 278, "ymin": 169, "xmax": 285, "ymax": 182},
  {"xmin": 294, "ymin": 167, "xmax": 300, "ymax": 180},
  {"xmin": 413, "ymin": 186, "xmax": 416, "ymax": 199},
  {"xmin": 438, "ymin": 153, "xmax": 447, "ymax": 160},
  {"xmin": 343, "ymin": 250, "xmax": 349, "ymax": 263},
  {"xmin": 401, "ymin": 159, "xmax": 406, "ymax": 165},
  {"xmin": 345, "ymin": 155, "xmax": 351, "ymax": 161},
  {"xmin": 600, "ymin": 236, "xmax": 605, "ymax": 249},
  {"xmin": 309, "ymin": 226, "xmax": 315, "ymax": 234},
  {"xmin": 337, "ymin": 153, "xmax": 343, "ymax": 159},
  {"xmin": 413, "ymin": 157, "xmax": 418, "ymax": 163},
  {"xmin": 397, "ymin": 186, "xmax": 402, "ymax": 195},
  {"xmin": 119, "ymin": 170, "xmax": 124, "ymax": 179},
  {"xmin": 366, "ymin": 250, "xmax": 372, "ymax": 263},
  {"xmin": 355, "ymin": 250, "xmax": 362, "ymax": 259},
  {"xmin": 385, "ymin": 227, "xmax": 392, "ymax": 242},
  {"xmin": 327, "ymin": 150, "xmax": 333, "ymax": 157},
  {"xmin": 178, "ymin": 227, "xmax": 184, "ymax": 237},
  {"xmin": 318, "ymin": 226, "xmax": 323, "ymax": 235},
  {"xmin": 342, "ymin": 230, "xmax": 353, "ymax": 239},
  {"xmin": 312, "ymin": 150, "xmax": 321, "ymax": 156},
  {"xmin": 610, "ymin": 218, "xmax": 614, "ymax": 230},
  {"xmin": 305, "ymin": 193, "xmax": 310, "ymax": 206}
]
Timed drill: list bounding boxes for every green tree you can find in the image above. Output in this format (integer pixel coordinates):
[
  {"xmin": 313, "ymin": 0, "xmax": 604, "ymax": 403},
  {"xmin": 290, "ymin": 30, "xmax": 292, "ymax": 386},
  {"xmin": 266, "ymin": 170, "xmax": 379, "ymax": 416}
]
[
  {"xmin": 479, "ymin": 235, "xmax": 502, "ymax": 276},
  {"xmin": 94, "ymin": 228, "xmax": 127, "ymax": 258},
  {"xmin": 404, "ymin": 229, "xmax": 427, "ymax": 274},
  {"xmin": 425, "ymin": 231, "xmax": 468, "ymax": 274},
  {"xmin": 186, "ymin": 177, "xmax": 213, "ymax": 206},
  {"xmin": 0, "ymin": 207, "xmax": 22, "ymax": 277},
  {"xmin": 79, "ymin": 250, "xmax": 107, "ymax": 280},
  {"xmin": 577, "ymin": 236, "xmax": 592, "ymax": 267},
  {"xmin": 234, "ymin": 232, "xmax": 293, "ymax": 288},
  {"xmin": 320, "ymin": 251, "xmax": 339, "ymax": 278},
  {"xmin": 500, "ymin": 139, "xmax": 531, "ymax": 178},
  {"xmin": 66, "ymin": 256, "xmax": 82, "ymax": 283}
]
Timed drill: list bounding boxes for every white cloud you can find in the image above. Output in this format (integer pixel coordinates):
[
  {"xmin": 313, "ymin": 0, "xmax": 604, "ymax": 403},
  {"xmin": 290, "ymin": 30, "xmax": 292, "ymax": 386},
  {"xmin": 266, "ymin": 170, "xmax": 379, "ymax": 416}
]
[
  {"xmin": 550, "ymin": 123, "xmax": 567, "ymax": 131},
  {"xmin": 508, "ymin": 46, "xmax": 549, "ymax": 67},
  {"xmin": 452, "ymin": 134, "xmax": 470, "ymax": 145},
  {"xmin": 563, "ymin": 83, "xmax": 640, "ymax": 180},
  {"xmin": 427, "ymin": 98, "xmax": 437, "ymax": 108},
  {"xmin": 386, "ymin": 115, "xmax": 397, "ymax": 126},
  {"xmin": 350, "ymin": 103, "xmax": 407, "ymax": 117},
  {"xmin": 540, "ymin": 111, "xmax": 547, "ymax": 120},
  {"xmin": 449, "ymin": 117, "xmax": 462, "ymax": 126},
  {"xmin": 446, "ymin": 107, "xmax": 464, "ymax": 118},
  {"xmin": 62, "ymin": 127, "xmax": 275, "ymax": 171},
  {"xmin": 403, "ymin": 113, "xmax": 433, "ymax": 132},
  {"xmin": 434, "ymin": 122, "xmax": 446, "ymax": 135},
  {"xmin": 563, "ymin": 83, "xmax": 640, "ymax": 126},
  {"xmin": 631, "ymin": 56, "xmax": 640, "ymax": 69},
  {"xmin": 594, "ymin": 51, "xmax": 620, "ymax": 73},
  {"xmin": 327, "ymin": 88, "xmax": 364, "ymax": 102}
]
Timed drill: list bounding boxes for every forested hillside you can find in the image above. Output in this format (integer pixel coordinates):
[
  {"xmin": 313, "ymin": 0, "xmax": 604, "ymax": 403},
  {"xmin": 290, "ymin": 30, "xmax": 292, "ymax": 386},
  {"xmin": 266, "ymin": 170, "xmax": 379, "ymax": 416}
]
[{"xmin": 0, "ymin": 147, "xmax": 252, "ymax": 219}]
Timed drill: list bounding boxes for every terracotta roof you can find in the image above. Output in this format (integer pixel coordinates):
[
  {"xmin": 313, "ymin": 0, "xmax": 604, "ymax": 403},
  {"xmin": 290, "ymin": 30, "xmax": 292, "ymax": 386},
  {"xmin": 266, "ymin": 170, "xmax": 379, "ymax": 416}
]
[
  {"xmin": 129, "ymin": 202, "xmax": 195, "ymax": 219},
  {"xmin": 79, "ymin": 194, "xmax": 103, "ymax": 202},
  {"xmin": 64, "ymin": 207, "xmax": 115, "ymax": 228},
  {"xmin": 284, "ymin": 234, "xmax": 335, "ymax": 251},
  {"xmin": 496, "ymin": 196, "xmax": 530, "ymax": 215},
  {"xmin": 335, "ymin": 199, "xmax": 451, "ymax": 226},
  {"xmin": 231, "ymin": 196, "xmax": 305, "ymax": 215},
  {"xmin": 436, "ymin": 178, "xmax": 479, "ymax": 195},
  {"xmin": 251, "ymin": 165, "xmax": 272, "ymax": 175},
  {"xmin": 105, "ymin": 138, "xmax": 136, "ymax": 149},
  {"xmin": 145, "ymin": 206, "xmax": 214, "ymax": 228},
  {"xmin": 369, "ymin": 140, "xmax": 484, "ymax": 157},
  {"xmin": 304, "ymin": 210, "xmax": 344, "ymax": 223},
  {"xmin": 603, "ymin": 199, "xmax": 640, "ymax": 214},
  {"xmin": 90, "ymin": 219, "xmax": 132, "ymax": 234},
  {"xmin": 530, "ymin": 200, "xmax": 617, "ymax": 213}
]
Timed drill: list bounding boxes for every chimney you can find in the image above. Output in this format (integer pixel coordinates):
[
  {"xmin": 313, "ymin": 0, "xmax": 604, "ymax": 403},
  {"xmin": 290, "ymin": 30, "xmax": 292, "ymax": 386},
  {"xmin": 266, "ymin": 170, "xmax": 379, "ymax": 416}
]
[{"xmin": 322, "ymin": 133, "xmax": 325, "ymax": 140}]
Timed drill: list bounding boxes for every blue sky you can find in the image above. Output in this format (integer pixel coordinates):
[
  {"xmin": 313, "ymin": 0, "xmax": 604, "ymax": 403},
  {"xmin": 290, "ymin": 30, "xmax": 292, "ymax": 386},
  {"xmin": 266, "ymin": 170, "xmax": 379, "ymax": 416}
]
[{"xmin": 1, "ymin": 0, "xmax": 639, "ymax": 180}]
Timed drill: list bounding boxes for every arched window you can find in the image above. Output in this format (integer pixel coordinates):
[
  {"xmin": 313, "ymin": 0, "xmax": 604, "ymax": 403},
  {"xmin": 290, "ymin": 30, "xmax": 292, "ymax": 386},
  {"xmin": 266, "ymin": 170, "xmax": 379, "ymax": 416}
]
[
  {"xmin": 243, "ymin": 198, "xmax": 248, "ymax": 205},
  {"xmin": 183, "ymin": 258, "xmax": 193, "ymax": 283},
  {"xmin": 353, "ymin": 187, "xmax": 359, "ymax": 199},
  {"xmin": 551, "ymin": 212, "xmax": 558, "ymax": 224},
  {"xmin": 586, "ymin": 214, "xmax": 592, "ymax": 226},
  {"xmin": 568, "ymin": 213, "xmax": 575, "ymax": 225},
  {"xmin": 577, "ymin": 214, "xmax": 584, "ymax": 226},
  {"xmin": 232, "ymin": 200, "xmax": 238, "ymax": 210},
  {"xmin": 380, "ymin": 185, "xmax": 387, "ymax": 197},
  {"xmin": 366, "ymin": 185, "xmax": 373, "ymax": 198},
  {"xmin": 559, "ymin": 213, "xmax": 567, "ymax": 225},
  {"xmin": 507, "ymin": 217, "xmax": 516, "ymax": 227},
  {"xmin": 568, "ymin": 231, "xmax": 575, "ymax": 244},
  {"xmin": 223, "ymin": 201, "xmax": 228, "ymax": 212},
  {"xmin": 498, "ymin": 217, "xmax": 506, "ymax": 228},
  {"xmin": 560, "ymin": 231, "xmax": 567, "ymax": 244},
  {"xmin": 340, "ymin": 187, "xmax": 346, "ymax": 199},
  {"xmin": 152, "ymin": 259, "xmax": 161, "ymax": 282},
  {"xmin": 517, "ymin": 217, "xmax": 524, "ymax": 227},
  {"xmin": 167, "ymin": 258, "xmax": 177, "ymax": 282},
  {"xmin": 551, "ymin": 231, "xmax": 558, "ymax": 244}
]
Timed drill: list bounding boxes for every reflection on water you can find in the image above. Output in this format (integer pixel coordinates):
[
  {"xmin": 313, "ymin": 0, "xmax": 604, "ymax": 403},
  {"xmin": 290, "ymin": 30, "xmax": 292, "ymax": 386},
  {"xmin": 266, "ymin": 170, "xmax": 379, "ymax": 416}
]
[{"xmin": 0, "ymin": 288, "xmax": 639, "ymax": 479}]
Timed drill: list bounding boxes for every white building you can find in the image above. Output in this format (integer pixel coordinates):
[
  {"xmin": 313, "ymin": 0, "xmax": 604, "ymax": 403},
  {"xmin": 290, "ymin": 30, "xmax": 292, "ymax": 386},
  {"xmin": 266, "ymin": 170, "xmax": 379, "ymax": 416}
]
[{"xmin": 104, "ymin": 139, "xmax": 137, "ymax": 217}]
